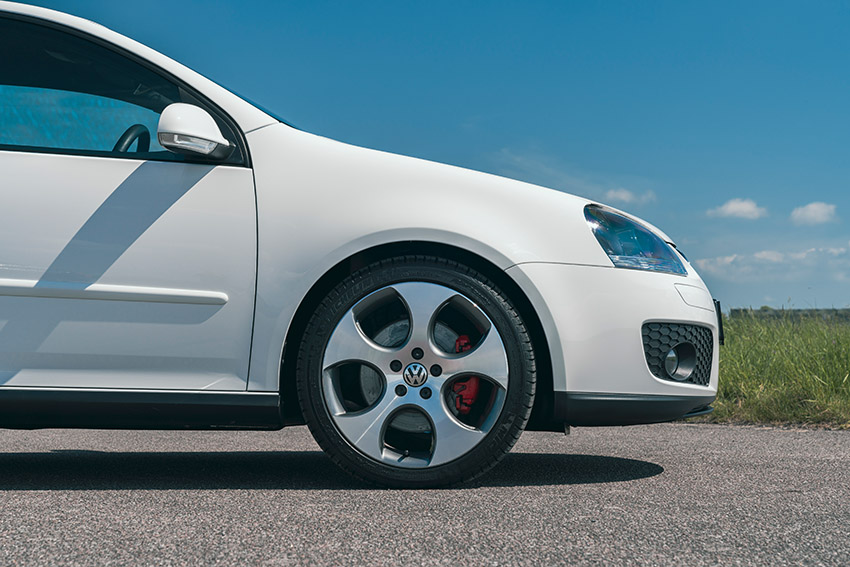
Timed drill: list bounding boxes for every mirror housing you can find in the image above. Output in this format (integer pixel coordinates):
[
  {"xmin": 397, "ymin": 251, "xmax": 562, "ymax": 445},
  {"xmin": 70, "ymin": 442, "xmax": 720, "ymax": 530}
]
[{"xmin": 157, "ymin": 103, "xmax": 233, "ymax": 161}]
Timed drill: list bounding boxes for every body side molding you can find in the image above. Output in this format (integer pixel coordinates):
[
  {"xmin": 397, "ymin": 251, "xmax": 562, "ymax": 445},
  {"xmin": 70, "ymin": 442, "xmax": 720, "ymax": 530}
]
[{"xmin": 0, "ymin": 278, "xmax": 228, "ymax": 305}]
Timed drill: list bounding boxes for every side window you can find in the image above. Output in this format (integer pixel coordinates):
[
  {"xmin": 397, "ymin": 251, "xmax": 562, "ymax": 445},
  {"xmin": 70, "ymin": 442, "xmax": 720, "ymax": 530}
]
[
  {"xmin": 0, "ymin": 85, "xmax": 165, "ymax": 153},
  {"xmin": 0, "ymin": 17, "xmax": 243, "ymax": 164}
]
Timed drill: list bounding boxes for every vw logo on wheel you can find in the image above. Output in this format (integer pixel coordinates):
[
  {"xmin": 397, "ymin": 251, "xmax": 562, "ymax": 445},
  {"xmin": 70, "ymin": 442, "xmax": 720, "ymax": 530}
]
[{"xmin": 403, "ymin": 362, "xmax": 428, "ymax": 387}]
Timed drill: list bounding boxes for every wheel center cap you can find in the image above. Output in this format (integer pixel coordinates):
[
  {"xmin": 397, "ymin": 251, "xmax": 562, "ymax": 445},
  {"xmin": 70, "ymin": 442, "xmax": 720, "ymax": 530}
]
[{"xmin": 403, "ymin": 362, "xmax": 428, "ymax": 387}]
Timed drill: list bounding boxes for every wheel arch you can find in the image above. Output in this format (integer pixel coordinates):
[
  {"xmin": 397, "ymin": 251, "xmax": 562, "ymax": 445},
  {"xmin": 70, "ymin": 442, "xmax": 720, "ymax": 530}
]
[{"xmin": 279, "ymin": 241, "xmax": 558, "ymax": 430}]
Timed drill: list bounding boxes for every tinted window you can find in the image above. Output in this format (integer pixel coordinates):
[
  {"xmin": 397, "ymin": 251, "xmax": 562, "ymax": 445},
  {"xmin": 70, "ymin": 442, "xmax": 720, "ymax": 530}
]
[
  {"xmin": 0, "ymin": 17, "xmax": 242, "ymax": 163},
  {"xmin": 0, "ymin": 85, "xmax": 166, "ymax": 152}
]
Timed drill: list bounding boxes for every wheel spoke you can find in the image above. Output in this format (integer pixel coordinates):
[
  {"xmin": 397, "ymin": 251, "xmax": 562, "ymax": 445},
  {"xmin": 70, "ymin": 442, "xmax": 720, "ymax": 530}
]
[
  {"xmin": 441, "ymin": 327, "xmax": 509, "ymax": 390},
  {"xmin": 323, "ymin": 310, "xmax": 390, "ymax": 370},
  {"xmin": 316, "ymin": 278, "xmax": 516, "ymax": 475},
  {"xmin": 392, "ymin": 282, "xmax": 458, "ymax": 346},
  {"xmin": 333, "ymin": 390, "xmax": 403, "ymax": 462},
  {"xmin": 424, "ymin": 398, "xmax": 486, "ymax": 467}
]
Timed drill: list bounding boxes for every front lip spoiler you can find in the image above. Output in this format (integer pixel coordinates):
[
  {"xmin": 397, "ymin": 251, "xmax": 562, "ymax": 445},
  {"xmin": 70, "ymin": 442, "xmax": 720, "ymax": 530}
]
[
  {"xmin": 553, "ymin": 392, "xmax": 717, "ymax": 426},
  {"xmin": 682, "ymin": 405, "xmax": 714, "ymax": 418}
]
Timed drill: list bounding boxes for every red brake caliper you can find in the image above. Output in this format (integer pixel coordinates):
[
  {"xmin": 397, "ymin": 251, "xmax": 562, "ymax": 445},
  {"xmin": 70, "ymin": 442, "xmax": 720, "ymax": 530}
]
[{"xmin": 450, "ymin": 335, "xmax": 480, "ymax": 415}]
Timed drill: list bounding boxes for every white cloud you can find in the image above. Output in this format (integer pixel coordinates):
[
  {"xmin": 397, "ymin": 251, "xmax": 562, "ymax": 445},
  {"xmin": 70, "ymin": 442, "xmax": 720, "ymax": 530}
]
[
  {"xmin": 699, "ymin": 254, "xmax": 738, "ymax": 269},
  {"xmin": 753, "ymin": 250, "xmax": 784, "ymax": 262},
  {"xmin": 790, "ymin": 202, "xmax": 837, "ymax": 225},
  {"xmin": 603, "ymin": 188, "xmax": 657, "ymax": 205},
  {"xmin": 707, "ymin": 198, "xmax": 767, "ymax": 219},
  {"xmin": 695, "ymin": 245, "xmax": 850, "ymax": 283},
  {"xmin": 494, "ymin": 149, "xmax": 592, "ymax": 193},
  {"xmin": 493, "ymin": 149, "xmax": 656, "ymax": 205}
]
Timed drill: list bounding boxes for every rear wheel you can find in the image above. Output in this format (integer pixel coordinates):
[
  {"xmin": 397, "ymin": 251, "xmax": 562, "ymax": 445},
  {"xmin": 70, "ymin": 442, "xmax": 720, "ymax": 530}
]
[{"xmin": 295, "ymin": 256, "xmax": 536, "ymax": 487}]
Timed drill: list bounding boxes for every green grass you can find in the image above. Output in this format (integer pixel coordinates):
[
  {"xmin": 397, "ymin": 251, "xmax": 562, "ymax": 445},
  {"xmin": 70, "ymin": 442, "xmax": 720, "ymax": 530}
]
[{"xmin": 698, "ymin": 310, "xmax": 850, "ymax": 428}]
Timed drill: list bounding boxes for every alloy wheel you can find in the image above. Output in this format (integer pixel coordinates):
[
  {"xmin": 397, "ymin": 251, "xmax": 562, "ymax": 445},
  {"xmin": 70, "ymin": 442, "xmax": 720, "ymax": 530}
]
[{"xmin": 321, "ymin": 282, "xmax": 509, "ymax": 468}]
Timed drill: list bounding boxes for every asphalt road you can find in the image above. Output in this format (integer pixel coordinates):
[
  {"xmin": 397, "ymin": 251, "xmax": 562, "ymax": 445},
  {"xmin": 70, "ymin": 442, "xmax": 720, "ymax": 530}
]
[{"xmin": 0, "ymin": 423, "xmax": 846, "ymax": 566}]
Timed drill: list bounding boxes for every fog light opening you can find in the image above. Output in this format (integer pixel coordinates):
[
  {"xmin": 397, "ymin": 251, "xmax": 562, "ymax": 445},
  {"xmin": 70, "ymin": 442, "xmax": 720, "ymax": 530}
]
[{"xmin": 664, "ymin": 342, "xmax": 696, "ymax": 381}]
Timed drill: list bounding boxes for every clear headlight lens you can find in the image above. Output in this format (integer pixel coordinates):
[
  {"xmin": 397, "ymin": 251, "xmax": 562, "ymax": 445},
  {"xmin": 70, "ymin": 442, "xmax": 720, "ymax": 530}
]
[{"xmin": 584, "ymin": 205, "xmax": 687, "ymax": 275}]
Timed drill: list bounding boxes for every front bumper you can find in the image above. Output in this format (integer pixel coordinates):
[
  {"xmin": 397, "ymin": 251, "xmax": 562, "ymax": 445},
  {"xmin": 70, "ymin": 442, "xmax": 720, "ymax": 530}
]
[{"xmin": 506, "ymin": 262, "xmax": 719, "ymax": 426}]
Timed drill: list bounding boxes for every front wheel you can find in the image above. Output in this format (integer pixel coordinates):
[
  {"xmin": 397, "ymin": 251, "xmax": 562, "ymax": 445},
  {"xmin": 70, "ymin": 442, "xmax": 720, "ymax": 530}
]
[{"xmin": 295, "ymin": 256, "xmax": 536, "ymax": 487}]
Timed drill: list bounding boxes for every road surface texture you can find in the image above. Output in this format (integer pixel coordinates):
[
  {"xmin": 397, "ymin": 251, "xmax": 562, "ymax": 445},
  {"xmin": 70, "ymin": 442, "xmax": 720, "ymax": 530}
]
[{"xmin": 0, "ymin": 423, "xmax": 846, "ymax": 566}]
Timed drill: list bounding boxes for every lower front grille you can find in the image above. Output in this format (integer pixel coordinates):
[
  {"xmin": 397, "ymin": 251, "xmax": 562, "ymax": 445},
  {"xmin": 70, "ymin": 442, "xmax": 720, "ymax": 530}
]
[{"xmin": 641, "ymin": 322, "xmax": 713, "ymax": 386}]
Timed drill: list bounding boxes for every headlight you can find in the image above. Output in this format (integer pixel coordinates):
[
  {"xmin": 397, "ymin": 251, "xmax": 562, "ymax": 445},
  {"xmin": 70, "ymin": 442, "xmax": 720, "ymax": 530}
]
[{"xmin": 584, "ymin": 205, "xmax": 687, "ymax": 275}]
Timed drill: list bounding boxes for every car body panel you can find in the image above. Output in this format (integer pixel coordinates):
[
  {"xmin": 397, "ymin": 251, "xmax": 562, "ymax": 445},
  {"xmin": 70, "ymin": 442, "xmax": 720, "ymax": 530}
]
[
  {"xmin": 506, "ymin": 262, "xmax": 718, "ymax": 396},
  {"xmin": 0, "ymin": 151, "xmax": 257, "ymax": 390},
  {"xmin": 245, "ymin": 124, "xmax": 613, "ymax": 391}
]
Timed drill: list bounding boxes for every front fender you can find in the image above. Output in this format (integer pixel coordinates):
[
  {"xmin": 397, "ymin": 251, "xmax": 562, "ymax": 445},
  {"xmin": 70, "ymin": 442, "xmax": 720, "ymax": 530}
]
[{"xmin": 244, "ymin": 124, "xmax": 609, "ymax": 391}]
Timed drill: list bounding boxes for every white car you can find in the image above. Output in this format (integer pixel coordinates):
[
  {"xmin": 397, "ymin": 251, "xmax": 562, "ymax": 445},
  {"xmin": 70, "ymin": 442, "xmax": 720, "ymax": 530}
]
[{"xmin": 0, "ymin": 2, "xmax": 721, "ymax": 487}]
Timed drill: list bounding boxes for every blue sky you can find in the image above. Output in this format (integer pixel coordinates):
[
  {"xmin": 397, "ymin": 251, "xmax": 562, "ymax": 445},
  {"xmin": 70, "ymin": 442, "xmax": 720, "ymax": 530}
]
[{"xmin": 27, "ymin": 0, "xmax": 850, "ymax": 308}]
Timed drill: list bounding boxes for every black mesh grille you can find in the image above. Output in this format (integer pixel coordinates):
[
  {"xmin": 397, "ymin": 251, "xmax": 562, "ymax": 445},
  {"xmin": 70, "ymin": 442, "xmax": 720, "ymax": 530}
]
[{"xmin": 642, "ymin": 323, "xmax": 713, "ymax": 386}]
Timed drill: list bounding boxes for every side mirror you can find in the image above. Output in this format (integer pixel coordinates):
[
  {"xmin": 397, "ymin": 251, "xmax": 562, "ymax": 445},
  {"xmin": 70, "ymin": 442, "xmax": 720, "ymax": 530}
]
[{"xmin": 157, "ymin": 103, "xmax": 233, "ymax": 161}]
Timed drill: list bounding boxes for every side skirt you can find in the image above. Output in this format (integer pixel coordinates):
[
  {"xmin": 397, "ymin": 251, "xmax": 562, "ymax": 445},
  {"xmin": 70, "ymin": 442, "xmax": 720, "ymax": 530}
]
[{"xmin": 0, "ymin": 388, "xmax": 283, "ymax": 430}]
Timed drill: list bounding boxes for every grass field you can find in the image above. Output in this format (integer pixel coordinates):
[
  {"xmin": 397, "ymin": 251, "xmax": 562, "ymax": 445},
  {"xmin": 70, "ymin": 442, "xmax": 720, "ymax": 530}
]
[{"xmin": 697, "ymin": 309, "xmax": 850, "ymax": 428}]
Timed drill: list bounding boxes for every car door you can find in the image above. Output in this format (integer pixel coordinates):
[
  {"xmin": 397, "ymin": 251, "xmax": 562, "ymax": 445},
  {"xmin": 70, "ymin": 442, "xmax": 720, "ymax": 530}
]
[{"xmin": 0, "ymin": 16, "xmax": 257, "ymax": 390}]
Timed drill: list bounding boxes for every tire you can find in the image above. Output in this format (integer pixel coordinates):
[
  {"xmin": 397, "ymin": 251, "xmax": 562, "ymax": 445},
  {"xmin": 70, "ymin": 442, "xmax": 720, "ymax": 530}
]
[{"xmin": 295, "ymin": 255, "xmax": 536, "ymax": 487}]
